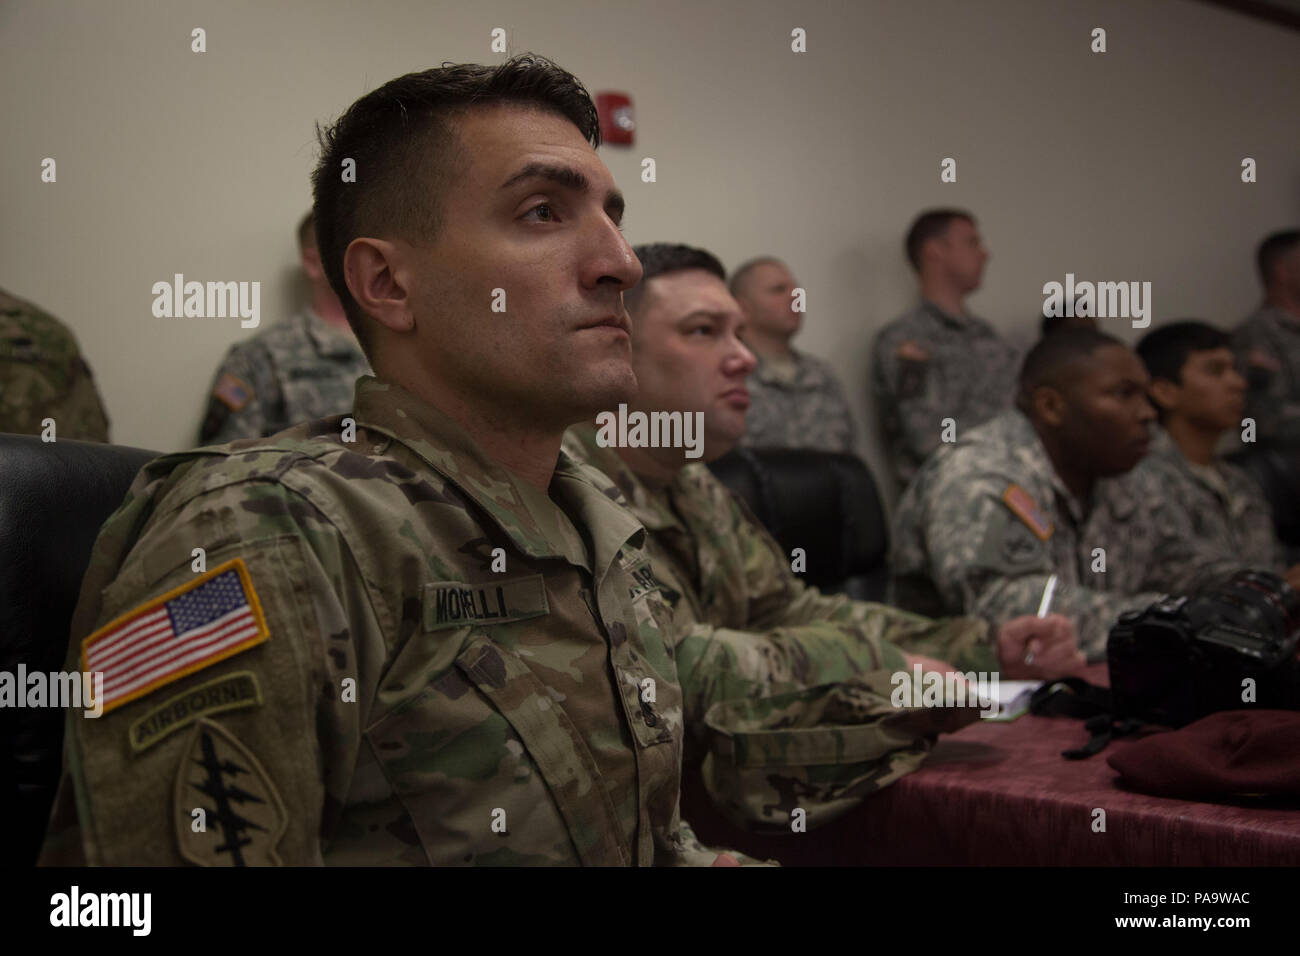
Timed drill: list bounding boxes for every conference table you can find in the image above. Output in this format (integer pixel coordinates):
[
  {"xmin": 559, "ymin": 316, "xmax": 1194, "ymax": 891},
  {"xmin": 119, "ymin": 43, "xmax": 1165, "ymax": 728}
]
[{"xmin": 684, "ymin": 664, "xmax": 1300, "ymax": 865}]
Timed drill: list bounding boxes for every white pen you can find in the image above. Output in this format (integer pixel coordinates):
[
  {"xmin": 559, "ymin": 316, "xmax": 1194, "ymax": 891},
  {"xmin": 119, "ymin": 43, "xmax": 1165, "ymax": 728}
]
[
  {"xmin": 1026, "ymin": 574, "xmax": 1058, "ymax": 666},
  {"xmin": 1036, "ymin": 573, "xmax": 1059, "ymax": 618}
]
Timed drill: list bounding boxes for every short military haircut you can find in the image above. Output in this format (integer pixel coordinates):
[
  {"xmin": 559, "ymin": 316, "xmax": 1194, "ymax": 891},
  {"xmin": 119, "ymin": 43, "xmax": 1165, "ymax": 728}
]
[
  {"xmin": 311, "ymin": 55, "xmax": 601, "ymax": 355},
  {"xmin": 1016, "ymin": 327, "xmax": 1125, "ymax": 413},
  {"xmin": 728, "ymin": 256, "xmax": 783, "ymax": 300},
  {"xmin": 905, "ymin": 209, "xmax": 974, "ymax": 272},
  {"xmin": 297, "ymin": 211, "xmax": 316, "ymax": 251},
  {"xmin": 1136, "ymin": 320, "xmax": 1230, "ymax": 386},
  {"xmin": 1256, "ymin": 229, "xmax": 1300, "ymax": 286},
  {"xmin": 625, "ymin": 243, "xmax": 726, "ymax": 317}
]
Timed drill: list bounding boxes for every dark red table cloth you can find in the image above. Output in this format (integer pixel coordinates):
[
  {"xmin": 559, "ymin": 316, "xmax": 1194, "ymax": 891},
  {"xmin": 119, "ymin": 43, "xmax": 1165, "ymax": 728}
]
[{"xmin": 684, "ymin": 665, "xmax": 1300, "ymax": 865}]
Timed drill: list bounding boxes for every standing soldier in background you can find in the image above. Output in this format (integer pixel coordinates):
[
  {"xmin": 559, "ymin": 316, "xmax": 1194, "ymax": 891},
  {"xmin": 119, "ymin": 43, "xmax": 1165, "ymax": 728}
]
[
  {"xmin": 871, "ymin": 209, "xmax": 1020, "ymax": 487},
  {"xmin": 40, "ymin": 56, "xmax": 753, "ymax": 867},
  {"xmin": 198, "ymin": 212, "xmax": 371, "ymax": 443},
  {"xmin": 730, "ymin": 256, "xmax": 858, "ymax": 454},
  {"xmin": 0, "ymin": 287, "xmax": 110, "ymax": 442},
  {"xmin": 1233, "ymin": 228, "xmax": 1300, "ymax": 445}
]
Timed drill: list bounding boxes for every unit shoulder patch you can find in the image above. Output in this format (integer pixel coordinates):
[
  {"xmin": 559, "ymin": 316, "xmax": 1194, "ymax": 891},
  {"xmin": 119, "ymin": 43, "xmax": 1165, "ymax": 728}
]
[{"xmin": 174, "ymin": 718, "xmax": 287, "ymax": 866}]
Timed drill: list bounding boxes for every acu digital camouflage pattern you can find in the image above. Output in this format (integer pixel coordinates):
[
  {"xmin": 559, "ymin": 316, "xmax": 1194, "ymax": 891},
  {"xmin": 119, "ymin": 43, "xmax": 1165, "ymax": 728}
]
[
  {"xmin": 871, "ymin": 300, "xmax": 1020, "ymax": 486},
  {"xmin": 564, "ymin": 424, "xmax": 988, "ymax": 829},
  {"xmin": 40, "ymin": 375, "xmax": 763, "ymax": 866},
  {"xmin": 888, "ymin": 409, "xmax": 1246, "ymax": 660},
  {"xmin": 199, "ymin": 307, "xmax": 371, "ymax": 443},
  {"xmin": 0, "ymin": 287, "xmax": 110, "ymax": 441},
  {"xmin": 740, "ymin": 349, "xmax": 857, "ymax": 454},
  {"xmin": 1135, "ymin": 427, "xmax": 1284, "ymax": 573},
  {"xmin": 1232, "ymin": 304, "xmax": 1300, "ymax": 445}
]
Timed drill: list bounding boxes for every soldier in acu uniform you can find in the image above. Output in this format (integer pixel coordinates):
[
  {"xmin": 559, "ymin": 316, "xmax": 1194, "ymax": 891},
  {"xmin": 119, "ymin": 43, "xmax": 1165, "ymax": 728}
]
[
  {"xmin": 1233, "ymin": 229, "xmax": 1300, "ymax": 446},
  {"xmin": 729, "ymin": 257, "xmax": 858, "ymax": 454},
  {"xmin": 39, "ymin": 57, "xmax": 753, "ymax": 867},
  {"xmin": 889, "ymin": 328, "xmax": 1245, "ymax": 660},
  {"xmin": 1, "ymin": 287, "xmax": 110, "ymax": 441},
  {"xmin": 871, "ymin": 209, "xmax": 1020, "ymax": 487},
  {"xmin": 1134, "ymin": 320, "xmax": 1298, "ymax": 586},
  {"xmin": 198, "ymin": 212, "xmax": 371, "ymax": 443},
  {"xmin": 565, "ymin": 243, "xmax": 1083, "ymax": 827}
]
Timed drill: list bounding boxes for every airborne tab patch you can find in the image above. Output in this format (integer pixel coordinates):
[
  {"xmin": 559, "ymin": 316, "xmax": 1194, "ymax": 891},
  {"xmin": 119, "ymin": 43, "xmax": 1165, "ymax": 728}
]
[
  {"xmin": 82, "ymin": 558, "xmax": 271, "ymax": 715},
  {"xmin": 421, "ymin": 574, "xmax": 549, "ymax": 631},
  {"xmin": 1001, "ymin": 484, "xmax": 1054, "ymax": 541},
  {"xmin": 130, "ymin": 671, "xmax": 263, "ymax": 752}
]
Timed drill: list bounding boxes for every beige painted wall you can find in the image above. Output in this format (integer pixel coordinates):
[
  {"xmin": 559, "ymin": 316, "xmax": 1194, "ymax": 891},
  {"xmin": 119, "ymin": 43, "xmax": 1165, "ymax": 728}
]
[{"xmin": 3, "ymin": 0, "xmax": 1298, "ymax": 504}]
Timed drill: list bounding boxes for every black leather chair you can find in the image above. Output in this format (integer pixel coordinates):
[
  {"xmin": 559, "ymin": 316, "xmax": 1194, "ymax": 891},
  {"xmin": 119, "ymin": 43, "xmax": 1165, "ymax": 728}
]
[
  {"xmin": 1226, "ymin": 441, "xmax": 1300, "ymax": 565},
  {"xmin": 0, "ymin": 433, "xmax": 161, "ymax": 865},
  {"xmin": 707, "ymin": 447, "xmax": 890, "ymax": 600}
]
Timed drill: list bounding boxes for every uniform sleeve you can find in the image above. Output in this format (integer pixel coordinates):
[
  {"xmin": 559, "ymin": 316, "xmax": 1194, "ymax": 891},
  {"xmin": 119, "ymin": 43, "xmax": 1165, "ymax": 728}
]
[
  {"xmin": 1233, "ymin": 321, "xmax": 1300, "ymax": 445},
  {"xmin": 871, "ymin": 326, "xmax": 937, "ymax": 485},
  {"xmin": 41, "ymin": 479, "xmax": 381, "ymax": 866},
  {"xmin": 199, "ymin": 343, "xmax": 280, "ymax": 444},
  {"xmin": 823, "ymin": 366, "xmax": 858, "ymax": 454},
  {"xmin": 921, "ymin": 472, "xmax": 1160, "ymax": 660}
]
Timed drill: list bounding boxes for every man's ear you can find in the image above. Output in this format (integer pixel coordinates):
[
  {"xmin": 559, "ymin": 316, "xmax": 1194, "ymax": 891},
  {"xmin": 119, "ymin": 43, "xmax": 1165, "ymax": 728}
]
[
  {"xmin": 343, "ymin": 237, "xmax": 415, "ymax": 334},
  {"xmin": 1148, "ymin": 378, "xmax": 1180, "ymax": 418},
  {"xmin": 1034, "ymin": 385, "xmax": 1069, "ymax": 429}
]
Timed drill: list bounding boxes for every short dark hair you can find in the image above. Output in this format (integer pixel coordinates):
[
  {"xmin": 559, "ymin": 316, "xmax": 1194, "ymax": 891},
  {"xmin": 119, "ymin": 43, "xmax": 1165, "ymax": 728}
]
[
  {"xmin": 297, "ymin": 211, "xmax": 316, "ymax": 251},
  {"xmin": 1016, "ymin": 327, "xmax": 1125, "ymax": 413},
  {"xmin": 1040, "ymin": 307, "xmax": 1097, "ymax": 338},
  {"xmin": 311, "ymin": 55, "xmax": 601, "ymax": 355},
  {"xmin": 625, "ymin": 243, "xmax": 726, "ymax": 316},
  {"xmin": 728, "ymin": 257, "xmax": 782, "ymax": 299},
  {"xmin": 1136, "ymin": 320, "xmax": 1230, "ymax": 386},
  {"xmin": 905, "ymin": 209, "xmax": 974, "ymax": 271},
  {"xmin": 1257, "ymin": 229, "xmax": 1300, "ymax": 287}
]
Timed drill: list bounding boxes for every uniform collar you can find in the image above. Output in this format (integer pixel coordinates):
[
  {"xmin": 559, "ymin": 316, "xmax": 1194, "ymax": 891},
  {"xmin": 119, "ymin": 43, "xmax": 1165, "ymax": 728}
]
[
  {"xmin": 920, "ymin": 298, "xmax": 976, "ymax": 331},
  {"xmin": 301, "ymin": 307, "xmax": 366, "ymax": 361},
  {"xmin": 562, "ymin": 424, "xmax": 684, "ymax": 533},
  {"xmin": 751, "ymin": 349, "xmax": 806, "ymax": 387},
  {"xmin": 352, "ymin": 377, "xmax": 644, "ymax": 574}
]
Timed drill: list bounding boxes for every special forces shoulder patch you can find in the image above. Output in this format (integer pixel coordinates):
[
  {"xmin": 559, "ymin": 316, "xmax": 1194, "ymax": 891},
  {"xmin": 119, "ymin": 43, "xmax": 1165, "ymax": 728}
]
[
  {"xmin": 82, "ymin": 558, "xmax": 271, "ymax": 715},
  {"xmin": 174, "ymin": 718, "xmax": 287, "ymax": 866},
  {"xmin": 1001, "ymin": 484, "xmax": 1054, "ymax": 542}
]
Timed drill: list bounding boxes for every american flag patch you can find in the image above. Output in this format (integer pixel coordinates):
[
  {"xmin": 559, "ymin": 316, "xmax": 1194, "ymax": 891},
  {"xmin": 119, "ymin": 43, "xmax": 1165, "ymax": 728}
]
[
  {"xmin": 1002, "ymin": 484, "xmax": 1054, "ymax": 541},
  {"xmin": 213, "ymin": 372, "xmax": 252, "ymax": 412},
  {"xmin": 81, "ymin": 559, "xmax": 271, "ymax": 715}
]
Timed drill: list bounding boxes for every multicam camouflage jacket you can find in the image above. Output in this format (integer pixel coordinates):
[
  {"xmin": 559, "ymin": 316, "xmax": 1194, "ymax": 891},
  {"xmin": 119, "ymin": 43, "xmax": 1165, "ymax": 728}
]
[
  {"xmin": 1, "ymin": 287, "xmax": 110, "ymax": 441},
  {"xmin": 39, "ymin": 376, "xmax": 754, "ymax": 866},
  {"xmin": 870, "ymin": 300, "xmax": 1020, "ymax": 487},
  {"xmin": 564, "ymin": 424, "xmax": 991, "ymax": 828},
  {"xmin": 889, "ymin": 409, "xmax": 1246, "ymax": 660},
  {"xmin": 198, "ymin": 308, "xmax": 371, "ymax": 444}
]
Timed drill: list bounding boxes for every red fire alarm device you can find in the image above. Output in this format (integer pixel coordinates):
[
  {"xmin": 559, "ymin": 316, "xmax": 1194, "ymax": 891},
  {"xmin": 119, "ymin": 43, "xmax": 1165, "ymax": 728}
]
[{"xmin": 596, "ymin": 92, "xmax": 635, "ymax": 146}]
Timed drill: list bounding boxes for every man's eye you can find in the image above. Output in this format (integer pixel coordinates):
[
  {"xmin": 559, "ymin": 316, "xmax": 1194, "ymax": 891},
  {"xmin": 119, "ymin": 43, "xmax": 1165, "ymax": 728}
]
[
  {"xmin": 687, "ymin": 325, "xmax": 714, "ymax": 337},
  {"xmin": 524, "ymin": 203, "xmax": 556, "ymax": 222}
]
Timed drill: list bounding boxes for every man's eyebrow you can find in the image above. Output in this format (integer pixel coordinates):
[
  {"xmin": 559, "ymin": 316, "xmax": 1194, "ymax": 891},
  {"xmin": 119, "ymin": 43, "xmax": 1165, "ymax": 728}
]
[{"xmin": 499, "ymin": 162, "xmax": 625, "ymax": 222}]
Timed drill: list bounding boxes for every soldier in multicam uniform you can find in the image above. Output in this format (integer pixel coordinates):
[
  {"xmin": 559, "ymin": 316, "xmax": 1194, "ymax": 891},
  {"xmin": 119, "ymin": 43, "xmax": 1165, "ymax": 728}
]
[
  {"xmin": 889, "ymin": 328, "xmax": 1246, "ymax": 661},
  {"xmin": 198, "ymin": 212, "xmax": 371, "ymax": 444},
  {"xmin": 729, "ymin": 257, "xmax": 858, "ymax": 453},
  {"xmin": 39, "ymin": 58, "xmax": 755, "ymax": 867},
  {"xmin": 564, "ymin": 243, "xmax": 1084, "ymax": 828},
  {"xmin": 1, "ymin": 287, "xmax": 110, "ymax": 442},
  {"xmin": 1233, "ymin": 229, "xmax": 1300, "ymax": 446},
  {"xmin": 871, "ymin": 209, "xmax": 1020, "ymax": 487},
  {"xmin": 1134, "ymin": 320, "xmax": 1298, "ymax": 584}
]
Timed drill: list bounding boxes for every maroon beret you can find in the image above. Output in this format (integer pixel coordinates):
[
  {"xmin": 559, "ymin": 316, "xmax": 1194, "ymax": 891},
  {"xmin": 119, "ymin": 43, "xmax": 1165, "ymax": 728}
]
[{"xmin": 1107, "ymin": 710, "xmax": 1300, "ymax": 797}]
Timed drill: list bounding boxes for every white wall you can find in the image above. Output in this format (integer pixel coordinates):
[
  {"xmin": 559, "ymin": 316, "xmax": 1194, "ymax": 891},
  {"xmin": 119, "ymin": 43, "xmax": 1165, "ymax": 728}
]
[{"xmin": 3, "ymin": 0, "xmax": 1298, "ymax": 503}]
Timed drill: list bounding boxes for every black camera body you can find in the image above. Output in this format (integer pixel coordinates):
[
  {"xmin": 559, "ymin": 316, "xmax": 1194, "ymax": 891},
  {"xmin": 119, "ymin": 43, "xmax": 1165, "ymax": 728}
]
[{"xmin": 1107, "ymin": 570, "xmax": 1300, "ymax": 728}]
